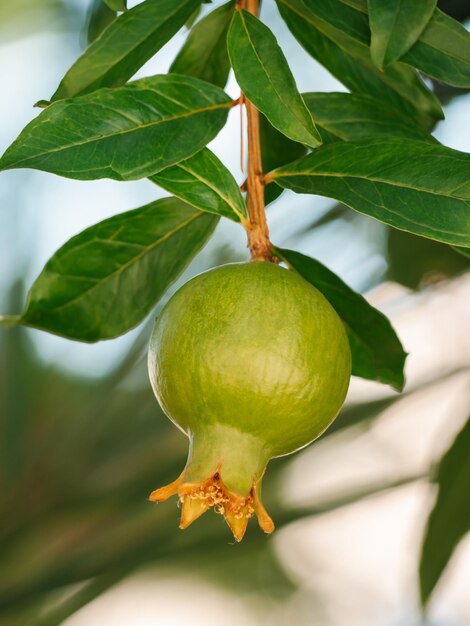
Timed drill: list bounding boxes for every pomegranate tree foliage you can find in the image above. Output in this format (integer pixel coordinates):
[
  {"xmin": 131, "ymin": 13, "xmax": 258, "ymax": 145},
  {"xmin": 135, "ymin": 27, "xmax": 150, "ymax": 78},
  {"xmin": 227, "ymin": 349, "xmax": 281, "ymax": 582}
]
[{"xmin": 0, "ymin": 0, "xmax": 469, "ymax": 608}]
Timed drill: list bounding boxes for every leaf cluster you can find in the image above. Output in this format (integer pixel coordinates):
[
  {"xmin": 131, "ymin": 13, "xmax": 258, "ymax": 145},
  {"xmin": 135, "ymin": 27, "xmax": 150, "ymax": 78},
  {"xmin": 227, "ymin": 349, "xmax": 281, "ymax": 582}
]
[{"xmin": 1, "ymin": 0, "xmax": 469, "ymax": 608}]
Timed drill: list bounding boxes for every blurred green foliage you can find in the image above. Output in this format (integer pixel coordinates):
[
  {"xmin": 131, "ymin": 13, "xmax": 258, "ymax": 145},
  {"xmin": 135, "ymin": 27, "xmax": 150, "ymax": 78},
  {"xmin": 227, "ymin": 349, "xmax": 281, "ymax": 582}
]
[
  {"xmin": 0, "ymin": 278, "xmax": 426, "ymax": 626},
  {"xmin": 0, "ymin": 0, "xmax": 78, "ymax": 41}
]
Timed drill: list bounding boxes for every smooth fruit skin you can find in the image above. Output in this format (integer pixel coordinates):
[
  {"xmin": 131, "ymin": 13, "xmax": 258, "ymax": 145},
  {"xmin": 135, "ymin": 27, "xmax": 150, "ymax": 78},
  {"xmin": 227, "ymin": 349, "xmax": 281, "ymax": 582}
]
[{"xmin": 148, "ymin": 261, "xmax": 351, "ymax": 539}]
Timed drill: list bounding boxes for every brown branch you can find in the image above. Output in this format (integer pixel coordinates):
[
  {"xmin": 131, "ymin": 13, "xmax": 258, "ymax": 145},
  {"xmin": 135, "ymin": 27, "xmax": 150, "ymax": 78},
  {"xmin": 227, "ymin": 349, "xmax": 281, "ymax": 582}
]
[
  {"xmin": 237, "ymin": 0, "xmax": 275, "ymax": 262},
  {"xmin": 245, "ymin": 99, "xmax": 273, "ymax": 261}
]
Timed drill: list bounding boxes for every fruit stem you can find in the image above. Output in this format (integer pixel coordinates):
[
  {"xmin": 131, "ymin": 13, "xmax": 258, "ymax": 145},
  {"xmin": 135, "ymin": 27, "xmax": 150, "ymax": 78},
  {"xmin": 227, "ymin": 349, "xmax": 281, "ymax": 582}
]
[{"xmin": 237, "ymin": 0, "xmax": 275, "ymax": 263}]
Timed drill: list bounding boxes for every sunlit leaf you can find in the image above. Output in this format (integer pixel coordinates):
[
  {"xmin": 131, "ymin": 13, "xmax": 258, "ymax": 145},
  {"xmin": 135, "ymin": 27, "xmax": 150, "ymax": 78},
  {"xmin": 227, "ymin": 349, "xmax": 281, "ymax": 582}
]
[
  {"xmin": 270, "ymin": 139, "xmax": 470, "ymax": 247},
  {"xmin": 51, "ymin": 0, "xmax": 201, "ymax": 101},
  {"xmin": 0, "ymin": 75, "xmax": 232, "ymax": 181},
  {"xmin": 150, "ymin": 149, "xmax": 247, "ymax": 221},
  {"xmin": 228, "ymin": 9, "xmax": 321, "ymax": 147}
]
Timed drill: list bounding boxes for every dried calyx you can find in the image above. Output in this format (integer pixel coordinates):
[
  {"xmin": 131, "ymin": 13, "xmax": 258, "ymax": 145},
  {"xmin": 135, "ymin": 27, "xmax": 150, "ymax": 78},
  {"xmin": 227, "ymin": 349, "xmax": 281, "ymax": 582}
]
[{"xmin": 150, "ymin": 469, "xmax": 274, "ymax": 542}]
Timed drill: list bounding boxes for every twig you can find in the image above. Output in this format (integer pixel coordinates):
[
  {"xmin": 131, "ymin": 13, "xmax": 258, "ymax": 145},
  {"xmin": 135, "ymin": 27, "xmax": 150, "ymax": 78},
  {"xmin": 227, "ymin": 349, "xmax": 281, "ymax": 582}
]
[{"xmin": 237, "ymin": 0, "xmax": 275, "ymax": 262}]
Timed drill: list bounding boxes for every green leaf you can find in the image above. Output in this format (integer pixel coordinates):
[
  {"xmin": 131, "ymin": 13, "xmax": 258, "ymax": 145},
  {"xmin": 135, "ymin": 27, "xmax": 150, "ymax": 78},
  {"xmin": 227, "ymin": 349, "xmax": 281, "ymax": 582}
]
[
  {"xmin": 313, "ymin": 0, "xmax": 470, "ymax": 88},
  {"xmin": 403, "ymin": 9, "xmax": 470, "ymax": 88},
  {"xmin": 19, "ymin": 198, "xmax": 218, "ymax": 342},
  {"xmin": 388, "ymin": 229, "xmax": 470, "ymax": 289},
  {"xmin": 452, "ymin": 245, "xmax": 470, "ymax": 259},
  {"xmin": 275, "ymin": 247, "xmax": 406, "ymax": 390},
  {"xmin": 51, "ymin": 0, "xmax": 201, "ymax": 101},
  {"xmin": 0, "ymin": 75, "xmax": 232, "ymax": 181},
  {"xmin": 170, "ymin": 1, "xmax": 235, "ymax": 88},
  {"xmin": 303, "ymin": 92, "xmax": 435, "ymax": 143},
  {"xmin": 185, "ymin": 6, "xmax": 202, "ymax": 29},
  {"xmin": 104, "ymin": 0, "xmax": 127, "ymax": 10},
  {"xmin": 227, "ymin": 9, "xmax": 321, "ymax": 147},
  {"xmin": 259, "ymin": 114, "xmax": 307, "ymax": 205},
  {"xmin": 419, "ymin": 415, "xmax": 470, "ymax": 606},
  {"xmin": 87, "ymin": 0, "xmax": 116, "ymax": 45},
  {"xmin": 269, "ymin": 139, "xmax": 470, "ymax": 247},
  {"xmin": 276, "ymin": 0, "xmax": 443, "ymax": 130},
  {"xmin": 150, "ymin": 148, "xmax": 247, "ymax": 222},
  {"xmin": 368, "ymin": 0, "xmax": 436, "ymax": 69},
  {"xmin": 263, "ymin": 86, "xmax": 438, "ymax": 205}
]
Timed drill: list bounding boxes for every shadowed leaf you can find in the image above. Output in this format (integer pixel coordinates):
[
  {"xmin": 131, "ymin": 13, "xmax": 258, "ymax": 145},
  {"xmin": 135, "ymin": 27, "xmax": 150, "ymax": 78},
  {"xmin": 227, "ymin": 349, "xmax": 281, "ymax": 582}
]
[
  {"xmin": 171, "ymin": 0, "xmax": 235, "ymax": 88},
  {"xmin": 87, "ymin": 0, "xmax": 116, "ymax": 44},
  {"xmin": 419, "ymin": 416, "xmax": 470, "ymax": 605},
  {"xmin": 304, "ymin": 92, "xmax": 435, "ymax": 143},
  {"xmin": 259, "ymin": 115, "xmax": 307, "ymax": 205},
  {"xmin": 452, "ymin": 245, "xmax": 470, "ymax": 259},
  {"xmin": 403, "ymin": 9, "xmax": 470, "ymax": 87},
  {"xmin": 368, "ymin": 0, "xmax": 436, "ymax": 68},
  {"xmin": 276, "ymin": 0, "xmax": 442, "ymax": 130},
  {"xmin": 317, "ymin": 0, "xmax": 470, "ymax": 88},
  {"xmin": 104, "ymin": 0, "xmax": 126, "ymax": 10},
  {"xmin": 19, "ymin": 198, "xmax": 218, "ymax": 341}
]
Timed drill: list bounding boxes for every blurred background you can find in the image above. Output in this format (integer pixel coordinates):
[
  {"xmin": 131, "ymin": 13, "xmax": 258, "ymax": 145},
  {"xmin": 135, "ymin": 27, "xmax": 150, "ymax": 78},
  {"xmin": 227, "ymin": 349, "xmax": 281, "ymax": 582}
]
[{"xmin": 0, "ymin": 1, "xmax": 469, "ymax": 624}]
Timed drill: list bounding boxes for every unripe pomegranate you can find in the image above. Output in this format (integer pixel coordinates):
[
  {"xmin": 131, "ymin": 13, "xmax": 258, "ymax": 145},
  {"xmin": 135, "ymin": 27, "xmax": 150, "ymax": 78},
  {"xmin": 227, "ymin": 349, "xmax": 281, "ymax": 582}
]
[{"xmin": 148, "ymin": 262, "xmax": 351, "ymax": 541}]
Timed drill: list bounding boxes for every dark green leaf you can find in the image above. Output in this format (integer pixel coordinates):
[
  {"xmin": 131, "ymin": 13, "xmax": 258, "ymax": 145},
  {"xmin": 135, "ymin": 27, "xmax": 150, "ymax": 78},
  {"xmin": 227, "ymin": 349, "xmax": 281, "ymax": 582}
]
[
  {"xmin": 314, "ymin": 0, "xmax": 470, "ymax": 88},
  {"xmin": 452, "ymin": 245, "xmax": 470, "ymax": 259},
  {"xmin": 388, "ymin": 229, "xmax": 470, "ymax": 289},
  {"xmin": 171, "ymin": 1, "xmax": 235, "ymax": 88},
  {"xmin": 276, "ymin": 0, "xmax": 443, "ymax": 130},
  {"xmin": 368, "ymin": 0, "xmax": 436, "ymax": 68},
  {"xmin": 419, "ymin": 415, "xmax": 470, "ymax": 605},
  {"xmin": 259, "ymin": 114, "xmax": 307, "ymax": 205},
  {"xmin": 263, "ymin": 184, "xmax": 283, "ymax": 207},
  {"xmin": 185, "ymin": 6, "xmax": 202, "ymax": 29},
  {"xmin": 0, "ymin": 75, "xmax": 232, "ymax": 181},
  {"xmin": 270, "ymin": 139, "xmax": 470, "ymax": 247},
  {"xmin": 302, "ymin": 0, "xmax": 370, "ymax": 44},
  {"xmin": 303, "ymin": 92, "xmax": 435, "ymax": 143},
  {"xmin": 150, "ymin": 148, "xmax": 247, "ymax": 221},
  {"xmin": 403, "ymin": 9, "xmax": 470, "ymax": 88},
  {"xmin": 227, "ymin": 9, "xmax": 321, "ymax": 147},
  {"xmin": 275, "ymin": 247, "xmax": 406, "ymax": 390},
  {"xmin": 51, "ymin": 0, "xmax": 201, "ymax": 101},
  {"xmin": 87, "ymin": 0, "xmax": 116, "ymax": 45},
  {"xmin": 19, "ymin": 198, "xmax": 218, "ymax": 342},
  {"xmin": 104, "ymin": 0, "xmax": 127, "ymax": 10}
]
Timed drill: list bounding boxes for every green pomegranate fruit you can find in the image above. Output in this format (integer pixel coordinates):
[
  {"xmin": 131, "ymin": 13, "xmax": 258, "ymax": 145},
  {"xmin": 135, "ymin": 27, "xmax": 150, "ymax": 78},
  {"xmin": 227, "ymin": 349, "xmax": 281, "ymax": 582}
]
[{"xmin": 148, "ymin": 261, "xmax": 351, "ymax": 541}]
